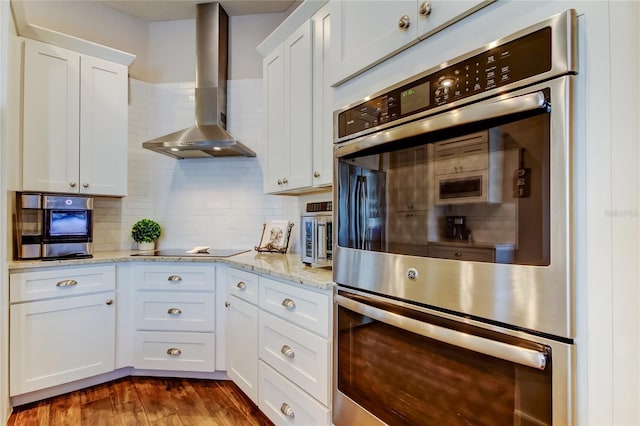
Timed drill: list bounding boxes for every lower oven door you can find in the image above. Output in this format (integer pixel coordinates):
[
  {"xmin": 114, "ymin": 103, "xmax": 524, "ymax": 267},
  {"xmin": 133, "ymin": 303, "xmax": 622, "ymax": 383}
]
[{"xmin": 333, "ymin": 289, "xmax": 574, "ymax": 425}]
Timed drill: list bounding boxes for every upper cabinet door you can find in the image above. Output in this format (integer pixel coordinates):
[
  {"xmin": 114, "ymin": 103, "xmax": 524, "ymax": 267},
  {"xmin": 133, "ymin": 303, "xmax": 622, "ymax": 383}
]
[
  {"xmin": 329, "ymin": 0, "xmax": 495, "ymax": 86},
  {"xmin": 312, "ymin": 5, "xmax": 333, "ymax": 188},
  {"xmin": 263, "ymin": 46, "xmax": 288, "ymax": 194},
  {"xmin": 79, "ymin": 55, "xmax": 128, "ymax": 196},
  {"xmin": 329, "ymin": 1, "xmax": 417, "ymax": 86},
  {"xmin": 284, "ymin": 20, "xmax": 313, "ymax": 190},
  {"xmin": 416, "ymin": 0, "xmax": 493, "ymax": 39},
  {"xmin": 22, "ymin": 39, "xmax": 81, "ymax": 193}
]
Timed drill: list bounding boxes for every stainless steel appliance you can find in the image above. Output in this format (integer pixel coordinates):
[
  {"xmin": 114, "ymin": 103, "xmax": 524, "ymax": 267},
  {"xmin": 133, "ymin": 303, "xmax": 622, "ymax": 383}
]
[
  {"xmin": 16, "ymin": 193, "xmax": 94, "ymax": 259},
  {"xmin": 333, "ymin": 10, "xmax": 577, "ymax": 425},
  {"xmin": 141, "ymin": 3, "xmax": 256, "ymax": 158},
  {"xmin": 301, "ymin": 201, "xmax": 332, "ymax": 267},
  {"xmin": 129, "ymin": 248, "xmax": 249, "ymax": 258}
]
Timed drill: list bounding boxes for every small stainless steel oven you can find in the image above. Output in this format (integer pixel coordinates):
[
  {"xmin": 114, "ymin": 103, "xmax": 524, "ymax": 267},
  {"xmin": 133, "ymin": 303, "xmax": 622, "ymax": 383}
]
[
  {"xmin": 15, "ymin": 193, "xmax": 94, "ymax": 259},
  {"xmin": 333, "ymin": 10, "xmax": 577, "ymax": 425},
  {"xmin": 301, "ymin": 201, "xmax": 333, "ymax": 267}
]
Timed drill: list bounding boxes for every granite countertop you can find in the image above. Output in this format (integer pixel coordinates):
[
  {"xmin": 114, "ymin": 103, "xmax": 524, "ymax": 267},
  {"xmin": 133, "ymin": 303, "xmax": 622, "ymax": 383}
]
[{"xmin": 8, "ymin": 250, "xmax": 334, "ymax": 290}]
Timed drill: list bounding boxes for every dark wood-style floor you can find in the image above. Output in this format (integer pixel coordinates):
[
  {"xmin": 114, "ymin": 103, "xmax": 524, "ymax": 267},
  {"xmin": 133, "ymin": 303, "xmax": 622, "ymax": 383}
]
[{"xmin": 7, "ymin": 377, "xmax": 273, "ymax": 426}]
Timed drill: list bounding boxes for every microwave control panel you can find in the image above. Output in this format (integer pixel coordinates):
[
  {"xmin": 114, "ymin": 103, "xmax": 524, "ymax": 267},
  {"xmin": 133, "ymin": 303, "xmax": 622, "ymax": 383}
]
[{"xmin": 337, "ymin": 27, "xmax": 552, "ymax": 139}]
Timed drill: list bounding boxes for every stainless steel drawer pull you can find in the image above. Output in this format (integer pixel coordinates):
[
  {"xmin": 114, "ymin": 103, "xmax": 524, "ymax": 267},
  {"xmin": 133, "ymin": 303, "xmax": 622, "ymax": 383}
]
[
  {"xmin": 167, "ymin": 308, "xmax": 182, "ymax": 315},
  {"xmin": 398, "ymin": 15, "xmax": 410, "ymax": 29},
  {"xmin": 167, "ymin": 348, "xmax": 182, "ymax": 356},
  {"xmin": 281, "ymin": 298, "xmax": 296, "ymax": 310},
  {"xmin": 167, "ymin": 275, "xmax": 182, "ymax": 282},
  {"xmin": 56, "ymin": 279, "xmax": 78, "ymax": 287},
  {"xmin": 280, "ymin": 403, "xmax": 295, "ymax": 418},
  {"xmin": 280, "ymin": 345, "xmax": 295, "ymax": 358},
  {"xmin": 236, "ymin": 281, "xmax": 247, "ymax": 290}
]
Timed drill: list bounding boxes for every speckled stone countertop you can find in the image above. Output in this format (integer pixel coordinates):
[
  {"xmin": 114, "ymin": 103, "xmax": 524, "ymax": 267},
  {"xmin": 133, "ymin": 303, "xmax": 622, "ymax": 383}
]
[{"xmin": 8, "ymin": 250, "xmax": 334, "ymax": 290}]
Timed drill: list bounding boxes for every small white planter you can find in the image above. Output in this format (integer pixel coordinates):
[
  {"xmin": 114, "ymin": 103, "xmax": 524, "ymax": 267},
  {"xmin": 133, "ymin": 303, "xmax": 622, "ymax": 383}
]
[{"xmin": 137, "ymin": 241, "xmax": 155, "ymax": 251}]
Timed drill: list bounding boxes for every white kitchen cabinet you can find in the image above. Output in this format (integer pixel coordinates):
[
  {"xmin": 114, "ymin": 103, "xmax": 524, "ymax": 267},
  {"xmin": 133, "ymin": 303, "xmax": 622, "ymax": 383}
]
[
  {"xmin": 22, "ymin": 38, "xmax": 128, "ymax": 196},
  {"xmin": 224, "ymin": 267, "xmax": 333, "ymax": 423},
  {"xmin": 9, "ymin": 265, "xmax": 116, "ymax": 396},
  {"xmin": 262, "ymin": 4, "xmax": 332, "ymax": 194},
  {"xmin": 257, "ymin": 277, "xmax": 332, "ymax": 425},
  {"xmin": 329, "ymin": 0, "xmax": 494, "ymax": 86},
  {"xmin": 264, "ymin": 20, "xmax": 313, "ymax": 193},
  {"xmin": 131, "ymin": 263, "xmax": 217, "ymax": 372},
  {"xmin": 311, "ymin": 4, "xmax": 333, "ymax": 187},
  {"xmin": 225, "ymin": 268, "xmax": 259, "ymax": 404}
]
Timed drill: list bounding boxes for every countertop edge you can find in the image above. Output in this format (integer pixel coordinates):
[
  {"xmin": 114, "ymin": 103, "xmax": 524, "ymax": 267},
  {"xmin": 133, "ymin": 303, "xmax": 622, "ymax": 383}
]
[{"xmin": 8, "ymin": 251, "xmax": 335, "ymax": 290}]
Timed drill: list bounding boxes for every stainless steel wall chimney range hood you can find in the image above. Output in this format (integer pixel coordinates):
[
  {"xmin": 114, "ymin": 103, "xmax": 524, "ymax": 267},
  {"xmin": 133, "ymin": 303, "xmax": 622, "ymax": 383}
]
[{"xmin": 142, "ymin": 3, "xmax": 256, "ymax": 159}]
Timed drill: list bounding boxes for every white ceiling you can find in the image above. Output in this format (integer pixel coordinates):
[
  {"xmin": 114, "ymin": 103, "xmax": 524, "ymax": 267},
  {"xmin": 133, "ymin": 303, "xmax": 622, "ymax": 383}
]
[{"xmin": 98, "ymin": 0, "xmax": 300, "ymax": 21}]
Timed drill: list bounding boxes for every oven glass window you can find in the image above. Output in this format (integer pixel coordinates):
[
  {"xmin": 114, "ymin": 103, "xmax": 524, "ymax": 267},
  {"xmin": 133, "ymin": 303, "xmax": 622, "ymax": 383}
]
[
  {"xmin": 337, "ymin": 300, "xmax": 552, "ymax": 425},
  {"xmin": 337, "ymin": 111, "xmax": 550, "ymax": 265},
  {"xmin": 50, "ymin": 211, "xmax": 89, "ymax": 236}
]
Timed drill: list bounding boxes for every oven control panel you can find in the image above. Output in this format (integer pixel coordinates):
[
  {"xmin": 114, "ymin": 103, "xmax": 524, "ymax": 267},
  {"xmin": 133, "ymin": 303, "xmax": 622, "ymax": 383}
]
[{"xmin": 337, "ymin": 27, "xmax": 552, "ymax": 139}]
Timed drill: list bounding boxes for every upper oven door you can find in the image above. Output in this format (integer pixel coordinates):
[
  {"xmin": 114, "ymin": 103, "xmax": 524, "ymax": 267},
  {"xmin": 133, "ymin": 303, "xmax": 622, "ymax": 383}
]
[{"xmin": 333, "ymin": 76, "xmax": 574, "ymax": 339}]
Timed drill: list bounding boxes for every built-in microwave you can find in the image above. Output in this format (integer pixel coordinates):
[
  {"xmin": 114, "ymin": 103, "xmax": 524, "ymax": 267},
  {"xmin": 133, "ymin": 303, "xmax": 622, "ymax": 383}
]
[{"xmin": 301, "ymin": 202, "xmax": 332, "ymax": 268}]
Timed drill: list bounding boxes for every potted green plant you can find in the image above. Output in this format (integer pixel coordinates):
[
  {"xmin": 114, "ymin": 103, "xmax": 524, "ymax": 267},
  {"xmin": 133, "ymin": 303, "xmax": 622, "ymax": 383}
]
[{"xmin": 131, "ymin": 218, "xmax": 161, "ymax": 251}]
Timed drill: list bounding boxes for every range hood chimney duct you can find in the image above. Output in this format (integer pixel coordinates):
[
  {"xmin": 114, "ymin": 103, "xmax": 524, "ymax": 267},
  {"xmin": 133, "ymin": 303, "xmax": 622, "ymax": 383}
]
[{"xmin": 142, "ymin": 2, "xmax": 256, "ymax": 159}]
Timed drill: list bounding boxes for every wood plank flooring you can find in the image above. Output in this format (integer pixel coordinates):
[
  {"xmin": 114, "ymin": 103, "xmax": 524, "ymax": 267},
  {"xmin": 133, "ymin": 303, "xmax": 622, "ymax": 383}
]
[{"xmin": 7, "ymin": 377, "xmax": 274, "ymax": 426}]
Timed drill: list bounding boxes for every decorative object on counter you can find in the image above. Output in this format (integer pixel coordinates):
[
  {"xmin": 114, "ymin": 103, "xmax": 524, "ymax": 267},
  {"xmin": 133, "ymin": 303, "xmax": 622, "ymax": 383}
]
[
  {"xmin": 131, "ymin": 218, "xmax": 161, "ymax": 251},
  {"xmin": 255, "ymin": 220, "xmax": 293, "ymax": 253}
]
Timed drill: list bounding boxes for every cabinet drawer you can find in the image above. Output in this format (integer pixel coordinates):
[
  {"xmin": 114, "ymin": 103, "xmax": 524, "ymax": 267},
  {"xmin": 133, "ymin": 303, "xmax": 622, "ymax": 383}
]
[
  {"xmin": 133, "ymin": 331, "xmax": 215, "ymax": 372},
  {"xmin": 259, "ymin": 311, "xmax": 330, "ymax": 406},
  {"xmin": 428, "ymin": 245, "xmax": 495, "ymax": 262},
  {"xmin": 259, "ymin": 361, "xmax": 330, "ymax": 426},
  {"xmin": 227, "ymin": 268, "xmax": 259, "ymax": 305},
  {"xmin": 10, "ymin": 265, "xmax": 115, "ymax": 303},
  {"xmin": 132, "ymin": 264, "xmax": 215, "ymax": 291},
  {"xmin": 134, "ymin": 291, "xmax": 215, "ymax": 332},
  {"xmin": 259, "ymin": 277, "xmax": 330, "ymax": 338}
]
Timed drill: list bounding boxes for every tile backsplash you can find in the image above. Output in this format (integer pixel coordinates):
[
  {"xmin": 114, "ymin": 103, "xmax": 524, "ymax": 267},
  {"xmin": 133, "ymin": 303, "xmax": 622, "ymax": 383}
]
[{"xmin": 92, "ymin": 79, "xmax": 306, "ymax": 253}]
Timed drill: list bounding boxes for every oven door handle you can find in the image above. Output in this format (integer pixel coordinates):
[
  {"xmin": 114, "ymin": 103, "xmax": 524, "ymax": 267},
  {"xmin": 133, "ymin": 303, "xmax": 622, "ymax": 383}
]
[
  {"xmin": 336, "ymin": 294, "xmax": 547, "ymax": 370},
  {"xmin": 335, "ymin": 91, "xmax": 549, "ymax": 158}
]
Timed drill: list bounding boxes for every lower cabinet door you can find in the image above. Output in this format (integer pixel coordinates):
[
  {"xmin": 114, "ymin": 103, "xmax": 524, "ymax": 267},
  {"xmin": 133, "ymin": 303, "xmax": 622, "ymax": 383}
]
[
  {"xmin": 10, "ymin": 292, "xmax": 116, "ymax": 395},
  {"xmin": 259, "ymin": 361, "xmax": 330, "ymax": 426},
  {"xmin": 226, "ymin": 295, "xmax": 259, "ymax": 404},
  {"xmin": 133, "ymin": 331, "xmax": 215, "ymax": 372}
]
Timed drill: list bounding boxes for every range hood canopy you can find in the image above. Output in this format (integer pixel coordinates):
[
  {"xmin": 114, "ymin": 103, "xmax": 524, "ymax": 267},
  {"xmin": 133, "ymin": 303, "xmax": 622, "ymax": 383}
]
[{"xmin": 142, "ymin": 2, "xmax": 256, "ymax": 159}]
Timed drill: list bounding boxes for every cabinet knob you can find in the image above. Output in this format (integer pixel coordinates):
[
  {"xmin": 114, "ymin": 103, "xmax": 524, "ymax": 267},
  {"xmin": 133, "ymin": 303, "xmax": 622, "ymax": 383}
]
[
  {"xmin": 167, "ymin": 275, "xmax": 182, "ymax": 282},
  {"xmin": 106, "ymin": 299, "xmax": 114, "ymax": 305},
  {"xmin": 167, "ymin": 308, "xmax": 182, "ymax": 315},
  {"xmin": 277, "ymin": 179, "xmax": 283, "ymax": 185},
  {"xmin": 280, "ymin": 403, "xmax": 295, "ymax": 418},
  {"xmin": 281, "ymin": 298, "xmax": 296, "ymax": 310},
  {"xmin": 280, "ymin": 345, "xmax": 295, "ymax": 359},
  {"xmin": 454, "ymin": 252, "xmax": 463, "ymax": 257},
  {"xmin": 314, "ymin": 171, "xmax": 320, "ymax": 178},
  {"xmin": 167, "ymin": 348, "xmax": 182, "ymax": 356},
  {"xmin": 419, "ymin": 1, "xmax": 432, "ymax": 16},
  {"xmin": 82, "ymin": 183, "xmax": 89, "ymax": 188},
  {"xmin": 398, "ymin": 15, "xmax": 411, "ymax": 29},
  {"xmin": 69, "ymin": 182, "xmax": 77, "ymax": 188},
  {"xmin": 56, "ymin": 279, "xmax": 78, "ymax": 287},
  {"xmin": 225, "ymin": 301, "xmax": 230, "ymax": 308},
  {"xmin": 236, "ymin": 281, "xmax": 247, "ymax": 290},
  {"xmin": 282, "ymin": 178, "xmax": 288, "ymax": 184}
]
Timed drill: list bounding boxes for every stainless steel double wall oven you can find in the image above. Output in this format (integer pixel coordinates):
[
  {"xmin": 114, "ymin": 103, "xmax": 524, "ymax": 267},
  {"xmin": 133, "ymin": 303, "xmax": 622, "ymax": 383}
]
[{"xmin": 333, "ymin": 10, "xmax": 577, "ymax": 426}]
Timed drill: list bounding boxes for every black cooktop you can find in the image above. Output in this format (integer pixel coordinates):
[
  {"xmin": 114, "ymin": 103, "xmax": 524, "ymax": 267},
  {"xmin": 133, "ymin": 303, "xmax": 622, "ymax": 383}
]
[{"xmin": 130, "ymin": 249, "xmax": 250, "ymax": 258}]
